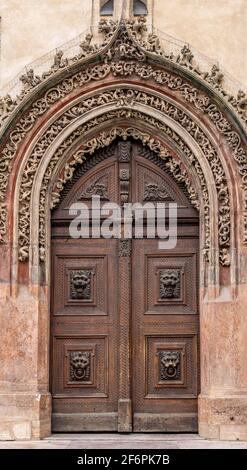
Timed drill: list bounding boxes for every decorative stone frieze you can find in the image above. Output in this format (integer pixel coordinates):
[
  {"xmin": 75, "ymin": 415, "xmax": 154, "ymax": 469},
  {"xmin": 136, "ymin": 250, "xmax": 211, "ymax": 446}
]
[
  {"xmin": 19, "ymin": 89, "xmax": 225, "ymax": 264},
  {"xmin": 39, "ymin": 117, "xmax": 205, "ymax": 263}
]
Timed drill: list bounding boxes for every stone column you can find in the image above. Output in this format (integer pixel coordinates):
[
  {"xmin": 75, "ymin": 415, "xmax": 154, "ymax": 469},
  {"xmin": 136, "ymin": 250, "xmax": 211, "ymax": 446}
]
[
  {"xmin": 199, "ymin": 281, "xmax": 247, "ymax": 440},
  {"xmin": 0, "ymin": 256, "xmax": 51, "ymax": 440}
]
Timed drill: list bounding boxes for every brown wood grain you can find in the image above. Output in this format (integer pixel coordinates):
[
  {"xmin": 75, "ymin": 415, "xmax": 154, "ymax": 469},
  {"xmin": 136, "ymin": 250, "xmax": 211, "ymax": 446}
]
[{"xmin": 51, "ymin": 141, "xmax": 199, "ymax": 432}]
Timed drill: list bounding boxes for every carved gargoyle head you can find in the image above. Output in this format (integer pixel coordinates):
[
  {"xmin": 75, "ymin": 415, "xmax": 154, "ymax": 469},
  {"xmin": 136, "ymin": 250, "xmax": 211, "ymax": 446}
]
[
  {"xmin": 160, "ymin": 269, "xmax": 180, "ymax": 298},
  {"xmin": 70, "ymin": 351, "xmax": 90, "ymax": 379},
  {"xmin": 160, "ymin": 351, "xmax": 180, "ymax": 378},
  {"xmin": 161, "ymin": 351, "xmax": 180, "ymax": 368},
  {"xmin": 72, "ymin": 271, "xmax": 90, "ymax": 294}
]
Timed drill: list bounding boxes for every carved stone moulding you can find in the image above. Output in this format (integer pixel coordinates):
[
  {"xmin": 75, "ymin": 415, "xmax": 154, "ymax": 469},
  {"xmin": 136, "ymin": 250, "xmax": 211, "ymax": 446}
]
[
  {"xmin": 0, "ymin": 43, "xmax": 244, "ymax": 271},
  {"xmin": 0, "ymin": 204, "xmax": 7, "ymax": 244},
  {"xmin": 0, "ymin": 52, "xmax": 245, "ymax": 234},
  {"xmin": 14, "ymin": 88, "xmax": 230, "ymax": 264},
  {"xmin": 30, "ymin": 110, "xmax": 230, "ymax": 266},
  {"xmin": 0, "ymin": 60, "xmax": 244, "ymax": 261},
  {"xmin": 38, "ymin": 120, "xmax": 208, "ymax": 263},
  {"xmin": 0, "ymin": 18, "xmax": 246, "ymax": 128}
]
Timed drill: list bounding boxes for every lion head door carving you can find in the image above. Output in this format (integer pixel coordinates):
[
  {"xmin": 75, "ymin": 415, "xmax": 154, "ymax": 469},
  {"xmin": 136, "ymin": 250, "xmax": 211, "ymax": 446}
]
[
  {"xmin": 159, "ymin": 350, "xmax": 181, "ymax": 380},
  {"xmin": 160, "ymin": 269, "xmax": 180, "ymax": 299},
  {"xmin": 70, "ymin": 269, "xmax": 92, "ymax": 300},
  {"xmin": 70, "ymin": 351, "xmax": 91, "ymax": 381}
]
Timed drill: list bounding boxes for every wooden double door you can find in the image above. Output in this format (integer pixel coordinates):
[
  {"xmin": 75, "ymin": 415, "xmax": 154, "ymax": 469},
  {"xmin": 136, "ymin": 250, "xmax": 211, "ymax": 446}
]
[{"xmin": 51, "ymin": 141, "xmax": 199, "ymax": 432}]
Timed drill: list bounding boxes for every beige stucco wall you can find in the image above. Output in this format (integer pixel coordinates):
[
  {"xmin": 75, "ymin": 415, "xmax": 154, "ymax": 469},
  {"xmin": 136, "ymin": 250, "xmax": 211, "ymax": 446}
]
[{"xmin": 0, "ymin": 0, "xmax": 246, "ymax": 89}]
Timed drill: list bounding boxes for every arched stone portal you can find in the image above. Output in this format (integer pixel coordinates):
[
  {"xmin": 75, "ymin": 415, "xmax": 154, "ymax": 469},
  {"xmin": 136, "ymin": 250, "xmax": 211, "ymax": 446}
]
[{"xmin": 0, "ymin": 19, "xmax": 246, "ymax": 440}]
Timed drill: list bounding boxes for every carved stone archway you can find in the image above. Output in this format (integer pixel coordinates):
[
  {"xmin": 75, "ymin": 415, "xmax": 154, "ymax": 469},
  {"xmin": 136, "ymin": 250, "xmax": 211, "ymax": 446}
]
[{"xmin": 0, "ymin": 19, "xmax": 246, "ymax": 440}]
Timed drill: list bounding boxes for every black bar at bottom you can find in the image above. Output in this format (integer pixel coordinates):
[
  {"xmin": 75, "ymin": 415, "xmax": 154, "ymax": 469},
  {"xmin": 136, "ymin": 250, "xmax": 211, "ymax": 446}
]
[{"xmin": 0, "ymin": 449, "xmax": 246, "ymax": 469}]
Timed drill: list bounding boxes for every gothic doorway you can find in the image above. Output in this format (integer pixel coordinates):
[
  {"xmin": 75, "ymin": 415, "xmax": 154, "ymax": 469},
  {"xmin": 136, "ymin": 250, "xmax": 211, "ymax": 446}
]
[{"xmin": 50, "ymin": 140, "xmax": 199, "ymax": 432}]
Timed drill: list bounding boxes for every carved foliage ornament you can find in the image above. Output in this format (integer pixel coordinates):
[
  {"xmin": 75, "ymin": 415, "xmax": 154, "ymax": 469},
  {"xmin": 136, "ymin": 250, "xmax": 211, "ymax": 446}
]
[
  {"xmin": 16, "ymin": 88, "xmax": 228, "ymax": 262},
  {"xmin": 79, "ymin": 176, "xmax": 109, "ymax": 200},
  {"xmin": 31, "ymin": 95, "xmax": 227, "ymax": 264},
  {"xmin": 0, "ymin": 18, "xmax": 246, "ymax": 128},
  {"xmin": 0, "ymin": 76, "xmax": 244, "ymax": 253},
  {"xmin": 37, "ymin": 116, "xmax": 211, "ymax": 264},
  {"xmin": 144, "ymin": 182, "xmax": 170, "ymax": 201},
  {"xmin": 0, "ymin": 55, "xmax": 244, "ymax": 257}
]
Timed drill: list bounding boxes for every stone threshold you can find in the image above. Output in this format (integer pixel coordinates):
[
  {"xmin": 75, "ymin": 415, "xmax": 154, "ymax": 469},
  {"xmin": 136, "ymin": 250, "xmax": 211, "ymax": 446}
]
[{"xmin": 0, "ymin": 434, "xmax": 247, "ymax": 449}]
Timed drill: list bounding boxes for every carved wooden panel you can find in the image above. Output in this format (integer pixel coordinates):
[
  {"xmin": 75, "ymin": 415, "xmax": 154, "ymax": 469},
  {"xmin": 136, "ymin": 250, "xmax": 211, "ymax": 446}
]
[
  {"xmin": 145, "ymin": 254, "xmax": 197, "ymax": 315},
  {"xmin": 53, "ymin": 255, "xmax": 107, "ymax": 315},
  {"xmin": 52, "ymin": 336, "xmax": 108, "ymax": 397},
  {"xmin": 51, "ymin": 239, "xmax": 119, "ymax": 431},
  {"xmin": 132, "ymin": 157, "xmax": 189, "ymax": 207},
  {"xmin": 55, "ymin": 156, "xmax": 118, "ymax": 216},
  {"xmin": 145, "ymin": 335, "xmax": 197, "ymax": 397},
  {"xmin": 132, "ymin": 236, "xmax": 199, "ymax": 432}
]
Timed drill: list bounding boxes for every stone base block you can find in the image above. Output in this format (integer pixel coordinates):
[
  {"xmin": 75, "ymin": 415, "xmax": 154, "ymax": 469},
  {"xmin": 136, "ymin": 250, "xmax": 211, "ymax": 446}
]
[
  {"xmin": 199, "ymin": 395, "xmax": 247, "ymax": 441},
  {"xmin": 0, "ymin": 392, "xmax": 51, "ymax": 440}
]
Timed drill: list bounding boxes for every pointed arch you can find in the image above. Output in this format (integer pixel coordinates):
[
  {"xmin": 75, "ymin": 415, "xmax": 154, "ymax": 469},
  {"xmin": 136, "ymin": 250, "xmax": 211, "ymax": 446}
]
[{"xmin": 0, "ymin": 19, "xmax": 246, "ymax": 442}]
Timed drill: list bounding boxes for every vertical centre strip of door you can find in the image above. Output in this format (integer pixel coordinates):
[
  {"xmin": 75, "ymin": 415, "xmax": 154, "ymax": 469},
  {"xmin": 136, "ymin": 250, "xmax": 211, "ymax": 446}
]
[
  {"xmin": 118, "ymin": 141, "xmax": 132, "ymax": 432},
  {"xmin": 118, "ymin": 238, "xmax": 132, "ymax": 432}
]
